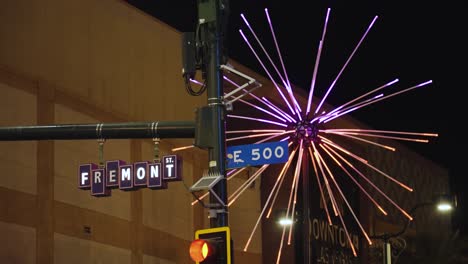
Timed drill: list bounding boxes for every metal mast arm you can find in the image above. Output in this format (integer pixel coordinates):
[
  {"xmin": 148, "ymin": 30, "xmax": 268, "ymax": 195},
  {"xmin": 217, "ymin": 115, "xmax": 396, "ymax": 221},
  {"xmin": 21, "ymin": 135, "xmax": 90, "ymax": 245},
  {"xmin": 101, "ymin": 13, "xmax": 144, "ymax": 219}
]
[{"xmin": 0, "ymin": 121, "xmax": 195, "ymax": 141}]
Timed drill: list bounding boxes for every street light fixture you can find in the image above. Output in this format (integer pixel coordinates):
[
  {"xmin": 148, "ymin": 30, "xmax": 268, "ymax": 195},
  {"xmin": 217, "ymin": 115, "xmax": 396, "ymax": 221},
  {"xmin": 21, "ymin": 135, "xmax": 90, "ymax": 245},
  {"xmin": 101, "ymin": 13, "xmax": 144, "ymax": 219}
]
[
  {"xmin": 278, "ymin": 217, "xmax": 293, "ymax": 226},
  {"xmin": 371, "ymin": 194, "xmax": 456, "ymax": 264}
]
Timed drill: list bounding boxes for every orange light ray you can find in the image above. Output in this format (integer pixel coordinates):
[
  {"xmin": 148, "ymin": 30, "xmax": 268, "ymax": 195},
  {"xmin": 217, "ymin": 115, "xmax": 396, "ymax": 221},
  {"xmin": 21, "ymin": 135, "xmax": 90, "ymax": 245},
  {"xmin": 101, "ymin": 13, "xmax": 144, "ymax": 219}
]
[
  {"xmin": 312, "ymin": 142, "xmax": 339, "ymax": 216},
  {"xmin": 275, "ymin": 224, "xmax": 288, "ymax": 264},
  {"xmin": 191, "ymin": 167, "xmax": 248, "ymax": 206},
  {"xmin": 266, "ymin": 148, "xmax": 298, "ymax": 218},
  {"xmin": 320, "ymin": 144, "xmax": 388, "ymax": 215},
  {"xmin": 319, "ymin": 136, "xmax": 368, "ymax": 164},
  {"xmin": 171, "ymin": 145, "xmax": 194, "ymax": 152},
  {"xmin": 287, "ymin": 140, "xmax": 304, "ymax": 244},
  {"xmin": 315, "ymin": 148, "xmax": 373, "ymax": 245},
  {"xmin": 243, "ymin": 149, "xmax": 297, "ymax": 252},
  {"xmin": 323, "ymin": 132, "xmax": 396, "ymax": 151},
  {"xmin": 323, "ymin": 144, "xmax": 413, "ymax": 220},
  {"xmin": 227, "ymin": 132, "xmax": 288, "ymax": 142},
  {"xmin": 325, "ymin": 131, "xmax": 430, "ymax": 143},
  {"xmin": 321, "ymin": 137, "xmax": 413, "ymax": 192},
  {"xmin": 308, "ymin": 146, "xmax": 333, "ymax": 225},
  {"xmin": 228, "ymin": 164, "xmax": 270, "ymax": 206}
]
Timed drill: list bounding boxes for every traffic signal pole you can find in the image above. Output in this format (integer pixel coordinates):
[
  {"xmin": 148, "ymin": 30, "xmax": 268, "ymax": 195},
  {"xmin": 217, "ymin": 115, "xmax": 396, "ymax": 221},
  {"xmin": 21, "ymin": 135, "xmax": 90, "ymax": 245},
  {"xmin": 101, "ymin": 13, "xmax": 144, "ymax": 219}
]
[{"xmin": 198, "ymin": 0, "xmax": 228, "ymax": 228}]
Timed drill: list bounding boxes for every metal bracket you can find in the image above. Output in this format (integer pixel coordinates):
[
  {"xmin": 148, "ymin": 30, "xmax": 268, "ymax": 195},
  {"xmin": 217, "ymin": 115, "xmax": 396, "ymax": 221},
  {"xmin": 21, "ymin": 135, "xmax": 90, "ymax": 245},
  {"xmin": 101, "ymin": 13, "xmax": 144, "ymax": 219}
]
[
  {"xmin": 189, "ymin": 169, "xmax": 226, "ymax": 207},
  {"xmin": 220, "ymin": 64, "xmax": 262, "ymax": 107}
]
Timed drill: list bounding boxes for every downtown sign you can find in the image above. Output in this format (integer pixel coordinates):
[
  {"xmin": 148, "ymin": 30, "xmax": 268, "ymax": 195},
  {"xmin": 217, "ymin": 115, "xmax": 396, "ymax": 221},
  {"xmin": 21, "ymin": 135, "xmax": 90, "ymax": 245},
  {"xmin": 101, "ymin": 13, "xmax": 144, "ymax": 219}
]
[{"xmin": 78, "ymin": 155, "xmax": 182, "ymax": 197}]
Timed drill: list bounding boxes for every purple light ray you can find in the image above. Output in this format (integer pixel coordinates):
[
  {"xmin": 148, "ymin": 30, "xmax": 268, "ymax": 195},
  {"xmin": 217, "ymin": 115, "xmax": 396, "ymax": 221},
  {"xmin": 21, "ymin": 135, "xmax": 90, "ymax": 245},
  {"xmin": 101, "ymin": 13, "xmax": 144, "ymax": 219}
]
[
  {"xmin": 239, "ymin": 29, "xmax": 296, "ymax": 115},
  {"xmin": 189, "ymin": 78, "xmax": 203, "ymax": 86},
  {"xmin": 324, "ymin": 128, "xmax": 438, "ymax": 137},
  {"xmin": 227, "ymin": 129, "xmax": 287, "ymax": 134},
  {"xmin": 315, "ymin": 15, "xmax": 379, "ymax": 115},
  {"xmin": 321, "ymin": 94, "xmax": 384, "ymax": 123},
  {"xmin": 238, "ymin": 98, "xmax": 287, "ymax": 122},
  {"xmin": 264, "ymin": 8, "xmax": 302, "ymax": 115},
  {"xmin": 261, "ymin": 97, "xmax": 296, "ymax": 122},
  {"xmin": 227, "ymin": 114, "xmax": 288, "ymax": 127},
  {"xmin": 326, "ymin": 78, "xmax": 399, "ymax": 117},
  {"xmin": 323, "ymin": 80, "xmax": 433, "ymax": 123},
  {"xmin": 224, "ymin": 75, "xmax": 295, "ymax": 122},
  {"xmin": 241, "ymin": 10, "xmax": 301, "ymax": 116},
  {"xmin": 306, "ymin": 8, "xmax": 332, "ymax": 114},
  {"xmin": 264, "ymin": 8, "xmax": 291, "ymax": 91},
  {"xmin": 241, "ymin": 13, "xmax": 289, "ymax": 91}
]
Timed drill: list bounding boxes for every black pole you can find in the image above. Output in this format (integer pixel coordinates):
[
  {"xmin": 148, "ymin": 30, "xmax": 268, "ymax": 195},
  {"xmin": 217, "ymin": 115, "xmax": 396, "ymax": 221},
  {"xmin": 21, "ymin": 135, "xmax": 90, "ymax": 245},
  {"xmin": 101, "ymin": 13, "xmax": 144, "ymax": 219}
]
[
  {"xmin": 0, "ymin": 121, "xmax": 195, "ymax": 141},
  {"xmin": 198, "ymin": 0, "xmax": 228, "ymax": 228},
  {"xmin": 301, "ymin": 151, "xmax": 311, "ymax": 264}
]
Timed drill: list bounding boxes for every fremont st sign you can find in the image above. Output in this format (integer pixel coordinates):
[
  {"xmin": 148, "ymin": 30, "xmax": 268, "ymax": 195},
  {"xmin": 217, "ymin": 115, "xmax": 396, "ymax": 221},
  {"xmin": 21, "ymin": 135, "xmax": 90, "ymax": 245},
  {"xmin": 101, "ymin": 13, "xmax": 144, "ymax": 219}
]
[{"xmin": 78, "ymin": 155, "xmax": 182, "ymax": 197}]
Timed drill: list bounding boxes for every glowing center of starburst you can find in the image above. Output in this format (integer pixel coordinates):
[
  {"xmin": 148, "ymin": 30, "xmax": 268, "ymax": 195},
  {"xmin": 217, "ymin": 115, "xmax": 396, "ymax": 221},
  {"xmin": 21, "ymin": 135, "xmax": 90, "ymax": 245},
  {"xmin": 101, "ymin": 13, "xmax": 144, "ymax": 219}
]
[{"xmin": 290, "ymin": 117, "xmax": 320, "ymax": 145}]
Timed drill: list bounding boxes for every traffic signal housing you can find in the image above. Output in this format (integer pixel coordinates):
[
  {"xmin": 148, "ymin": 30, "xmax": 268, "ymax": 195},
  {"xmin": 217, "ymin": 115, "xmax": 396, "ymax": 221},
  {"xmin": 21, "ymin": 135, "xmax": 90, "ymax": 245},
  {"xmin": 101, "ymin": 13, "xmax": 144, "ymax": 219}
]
[{"xmin": 190, "ymin": 226, "xmax": 232, "ymax": 264}]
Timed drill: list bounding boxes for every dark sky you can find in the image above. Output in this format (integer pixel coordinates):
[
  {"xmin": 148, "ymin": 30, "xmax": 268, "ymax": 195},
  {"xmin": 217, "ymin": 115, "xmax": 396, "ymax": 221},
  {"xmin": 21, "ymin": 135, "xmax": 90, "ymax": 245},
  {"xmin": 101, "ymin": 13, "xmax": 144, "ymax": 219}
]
[{"xmin": 126, "ymin": 1, "xmax": 463, "ymax": 233}]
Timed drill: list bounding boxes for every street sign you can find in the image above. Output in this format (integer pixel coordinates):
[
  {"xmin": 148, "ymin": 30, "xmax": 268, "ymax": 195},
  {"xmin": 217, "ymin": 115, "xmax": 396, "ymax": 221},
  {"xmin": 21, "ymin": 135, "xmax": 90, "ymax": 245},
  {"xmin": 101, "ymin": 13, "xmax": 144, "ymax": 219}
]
[
  {"xmin": 78, "ymin": 154, "xmax": 180, "ymax": 197},
  {"xmin": 226, "ymin": 141, "xmax": 289, "ymax": 169}
]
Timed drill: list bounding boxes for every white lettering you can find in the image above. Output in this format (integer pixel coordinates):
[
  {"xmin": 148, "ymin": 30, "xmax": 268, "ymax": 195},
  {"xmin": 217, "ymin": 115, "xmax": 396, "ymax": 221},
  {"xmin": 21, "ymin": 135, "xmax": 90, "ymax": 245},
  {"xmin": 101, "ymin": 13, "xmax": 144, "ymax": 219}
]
[
  {"xmin": 251, "ymin": 148, "xmax": 260, "ymax": 161},
  {"xmin": 312, "ymin": 218, "xmax": 320, "ymax": 240},
  {"xmin": 339, "ymin": 228, "xmax": 346, "ymax": 247},
  {"xmin": 263, "ymin": 147, "xmax": 272, "ymax": 159},
  {"xmin": 274, "ymin": 146, "xmax": 284, "ymax": 158},
  {"xmin": 94, "ymin": 171, "xmax": 102, "ymax": 183},
  {"xmin": 136, "ymin": 167, "xmax": 145, "ymax": 180},
  {"xmin": 109, "ymin": 170, "xmax": 117, "ymax": 183},
  {"xmin": 166, "ymin": 164, "xmax": 174, "ymax": 177},
  {"xmin": 233, "ymin": 150, "xmax": 244, "ymax": 163},
  {"xmin": 150, "ymin": 165, "xmax": 159, "ymax": 178},
  {"xmin": 121, "ymin": 167, "xmax": 131, "ymax": 181},
  {"xmin": 81, "ymin": 172, "xmax": 89, "ymax": 185}
]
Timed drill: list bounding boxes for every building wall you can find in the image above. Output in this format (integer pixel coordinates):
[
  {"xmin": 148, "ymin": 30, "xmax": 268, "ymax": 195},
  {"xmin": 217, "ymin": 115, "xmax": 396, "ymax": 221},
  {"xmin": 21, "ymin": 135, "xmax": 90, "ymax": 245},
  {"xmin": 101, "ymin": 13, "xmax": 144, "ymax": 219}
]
[{"xmin": 0, "ymin": 0, "xmax": 263, "ymax": 263}]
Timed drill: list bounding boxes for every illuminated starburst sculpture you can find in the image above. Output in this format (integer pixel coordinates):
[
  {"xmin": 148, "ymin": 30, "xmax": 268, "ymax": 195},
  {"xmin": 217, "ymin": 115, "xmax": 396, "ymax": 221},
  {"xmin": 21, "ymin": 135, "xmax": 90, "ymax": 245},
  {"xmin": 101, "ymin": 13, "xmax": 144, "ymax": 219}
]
[{"xmin": 181, "ymin": 7, "xmax": 437, "ymax": 263}]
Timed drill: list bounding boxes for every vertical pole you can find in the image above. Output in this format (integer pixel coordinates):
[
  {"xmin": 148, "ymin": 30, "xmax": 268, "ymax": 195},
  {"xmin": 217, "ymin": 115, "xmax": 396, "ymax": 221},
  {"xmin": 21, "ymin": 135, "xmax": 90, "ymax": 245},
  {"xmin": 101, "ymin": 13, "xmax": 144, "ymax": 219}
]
[
  {"xmin": 200, "ymin": 0, "xmax": 228, "ymax": 228},
  {"xmin": 301, "ymin": 151, "xmax": 311, "ymax": 263},
  {"xmin": 383, "ymin": 240, "xmax": 392, "ymax": 264}
]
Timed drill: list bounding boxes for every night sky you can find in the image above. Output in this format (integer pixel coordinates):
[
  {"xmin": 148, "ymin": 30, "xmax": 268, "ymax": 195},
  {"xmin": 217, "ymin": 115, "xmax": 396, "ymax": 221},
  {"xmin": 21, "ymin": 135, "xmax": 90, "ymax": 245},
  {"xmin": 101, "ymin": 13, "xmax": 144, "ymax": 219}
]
[{"xmin": 126, "ymin": 1, "xmax": 462, "ymax": 234}]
